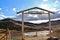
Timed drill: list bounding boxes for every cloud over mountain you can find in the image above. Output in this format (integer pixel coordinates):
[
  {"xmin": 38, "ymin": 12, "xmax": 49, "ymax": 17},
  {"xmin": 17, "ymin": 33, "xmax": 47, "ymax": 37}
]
[{"xmin": 12, "ymin": 11, "xmax": 60, "ymax": 21}]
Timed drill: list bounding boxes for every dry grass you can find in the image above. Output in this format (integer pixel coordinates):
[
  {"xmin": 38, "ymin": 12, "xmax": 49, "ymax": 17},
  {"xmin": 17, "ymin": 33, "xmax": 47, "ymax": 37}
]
[
  {"xmin": 0, "ymin": 26, "xmax": 60, "ymax": 40},
  {"xmin": 6, "ymin": 30, "xmax": 49, "ymax": 40},
  {"xmin": 24, "ymin": 36, "xmax": 49, "ymax": 40}
]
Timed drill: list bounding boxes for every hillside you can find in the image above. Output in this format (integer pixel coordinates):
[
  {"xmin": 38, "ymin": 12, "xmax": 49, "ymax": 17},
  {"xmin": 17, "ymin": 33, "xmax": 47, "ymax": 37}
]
[{"xmin": 0, "ymin": 18, "xmax": 60, "ymax": 32}]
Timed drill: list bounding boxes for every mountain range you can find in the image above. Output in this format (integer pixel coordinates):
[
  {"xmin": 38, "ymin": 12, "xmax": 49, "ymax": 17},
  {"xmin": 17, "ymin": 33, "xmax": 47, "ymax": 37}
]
[{"xmin": 0, "ymin": 18, "xmax": 60, "ymax": 32}]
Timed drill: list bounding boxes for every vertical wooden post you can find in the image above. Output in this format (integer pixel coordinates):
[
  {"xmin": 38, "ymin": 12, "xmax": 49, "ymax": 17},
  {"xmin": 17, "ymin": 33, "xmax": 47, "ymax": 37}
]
[
  {"xmin": 6, "ymin": 27, "xmax": 7, "ymax": 40},
  {"xmin": 48, "ymin": 12, "xmax": 52, "ymax": 38},
  {"xmin": 36, "ymin": 32, "xmax": 38, "ymax": 37},
  {"xmin": 8, "ymin": 30, "xmax": 11, "ymax": 40},
  {"xmin": 7, "ymin": 27, "xmax": 11, "ymax": 40},
  {"xmin": 22, "ymin": 12, "xmax": 25, "ymax": 40},
  {"xmin": 6, "ymin": 28, "xmax": 8, "ymax": 40}
]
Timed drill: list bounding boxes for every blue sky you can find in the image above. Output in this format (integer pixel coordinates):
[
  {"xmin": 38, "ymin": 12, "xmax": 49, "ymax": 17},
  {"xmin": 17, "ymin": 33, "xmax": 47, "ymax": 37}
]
[
  {"xmin": 0, "ymin": 0, "xmax": 37, "ymax": 16},
  {"xmin": 0, "ymin": 0, "xmax": 60, "ymax": 20}
]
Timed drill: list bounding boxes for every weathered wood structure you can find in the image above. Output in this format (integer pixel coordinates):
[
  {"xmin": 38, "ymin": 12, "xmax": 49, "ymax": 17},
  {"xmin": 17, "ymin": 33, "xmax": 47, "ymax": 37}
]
[{"xmin": 17, "ymin": 7, "xmax": 54, "ymax": 40}]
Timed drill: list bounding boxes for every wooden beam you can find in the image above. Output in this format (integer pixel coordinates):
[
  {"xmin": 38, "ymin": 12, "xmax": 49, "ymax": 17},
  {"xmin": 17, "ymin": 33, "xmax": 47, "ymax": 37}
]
[
  {"xmin": 23, "ymin": 11, "xmax": 49, "ymax": 14},
  {"xmin": 48, "ymin": 12, "xmax": 52, "ymax": 38},
  {"xmin": 17, "ymin": 7, "xmax": 54, "ymax": 14},
  {"xmin": 21, "ymin": 12, "xmax": 25, "ymax": 40}
]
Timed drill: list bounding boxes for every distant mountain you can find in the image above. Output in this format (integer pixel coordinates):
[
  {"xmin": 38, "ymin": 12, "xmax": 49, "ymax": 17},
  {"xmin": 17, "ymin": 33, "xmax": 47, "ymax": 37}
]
[
  {"xmin": 0, "ymin": 18, "xmax": 43, "ymax": 32},
  {"xmin": 0, "ymin": 18, "xmax": 60, "ymax": 32},
  {"xmin": 0, "ymin": 18, "xmax": 20, "ymax": 30},
  {"xmin": 38, "ymin": 20, "xmax": 60, "ymax": 26}
]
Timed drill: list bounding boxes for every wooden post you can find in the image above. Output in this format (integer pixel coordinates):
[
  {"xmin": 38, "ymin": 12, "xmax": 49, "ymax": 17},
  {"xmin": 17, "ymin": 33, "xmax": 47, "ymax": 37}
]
[
  {"xmin": 6, "ymin": 27, "xmax": 7, "ymax": 40},
  {"xmin": 36, "ymin": 32, "xmax": 38, "ymax": 37},
  {"xmin": 48, "ymin": 12, "xmax": 52, "ymax": 38},
  {"xmin": 8, "ymin": 30, "xmax": 11, "ymax": 40},
  {"xmin": 22, "ymin": 12, "xmax": 25, "ymax": 40},
  {"xmin": 9, "ymin": 30, "xmax": 11, "ymax": 40},
  {"xmin": 6, "ymin": 27, "xmax": 9, "ymax": 40}
]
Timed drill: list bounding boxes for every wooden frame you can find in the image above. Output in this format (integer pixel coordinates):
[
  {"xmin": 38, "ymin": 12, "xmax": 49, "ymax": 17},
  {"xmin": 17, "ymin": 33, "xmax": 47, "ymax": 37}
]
[{"xmin": 17, "ymin": 7, "xmax": 54, "ymax": 40}]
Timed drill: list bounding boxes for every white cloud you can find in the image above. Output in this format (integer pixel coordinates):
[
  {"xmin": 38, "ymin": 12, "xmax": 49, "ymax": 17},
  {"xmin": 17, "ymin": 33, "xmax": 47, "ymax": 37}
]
[
  {"xmin": 40, "ymin": 4, "xmax": 49, "ymax": 9},
  {"xmin": 33, "ymin": 15, "xmax": 38, "ymax": 18},
  {"xmin": 29, "ymin": 14, "xmax": 33, "ymax": 17},
  {"xmin": 55, "ymin": 0, "xmax": 59, "ymax": 4},
  {"xmin": 28, "ymin": 18, "xmax": 60, "ymax": 24},
  {"xmin": 0, "ymin": 8, "xmax": 2, "ymax": 10},
  {"xmin": 49, "ymin": 8, "xmax": 57, "ymax": 12},
  {"xmin": 0, "ymin": 17, "xmax": 5, "ymax": 20},
  {"xmin": 0, "ymin": 17, "xmax": 3, "ymax": 19},
  {"xmin": 0, "ymin": 14, "xmax": 16, "ymax": 19},
  {"xmin": 12, "ymin": 8, "xmax": 16, "ymax": 12},
  {"xmin": 53, "ymin": 0, "xmax": 59, "ymax": 7},
  {"xmin": 34, "ymin": 0, "xmax": 58, "ymax": 12},
  {"xmin": 58, "ymin": 11, "xmax": 60, "ymax": 14},
  {"xmin": 43, "ymin": 0, "xmax": 48, "ymax": 2},
  {"xmin": 28, "ymin": 14, "xmax": 38, "ymax": 18},
  {"xmin": 7, "ymin": 16, "xmax": 16, "ymax": 18},
  {"xmin": 0, "ymin": 14, "xmax": 6, "ymax": 18},
  {"xmin": 44, "ymin": 11, "xmax": 48, "ymax": 13},
  {"xmin": 38, "ymin": 4, "xmax": 58, "ymax": 12},
  {"xmin": 54, "ymin": 4, "xmax": 58, "ymax": 7},
  {"xmin": 28, "ymin": 20, "xmax": 48, "ymax": 24}
]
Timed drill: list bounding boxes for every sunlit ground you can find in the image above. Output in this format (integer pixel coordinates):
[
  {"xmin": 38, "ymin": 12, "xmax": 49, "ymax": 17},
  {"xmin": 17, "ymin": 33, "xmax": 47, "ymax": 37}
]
[{"xmin": 0, "ymin": 27, "xmax": 60, "ymax": 40}]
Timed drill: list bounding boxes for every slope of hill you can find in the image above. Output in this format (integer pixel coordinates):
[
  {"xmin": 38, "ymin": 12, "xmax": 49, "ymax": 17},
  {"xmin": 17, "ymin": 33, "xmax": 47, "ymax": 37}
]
[
  {"xmin": 0, "ymin": 18, "xmax": 60, "ymax": 32},
  {"xmin": 0, "ymin": 18, "xmax": 42, "ymax": 32}
]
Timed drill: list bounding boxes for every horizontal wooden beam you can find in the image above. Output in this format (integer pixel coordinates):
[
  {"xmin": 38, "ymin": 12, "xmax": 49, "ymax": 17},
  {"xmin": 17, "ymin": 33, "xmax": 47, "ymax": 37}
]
[{"xmin": 23, "ymin": 12, "xmax": 49, "ymax": 14}]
